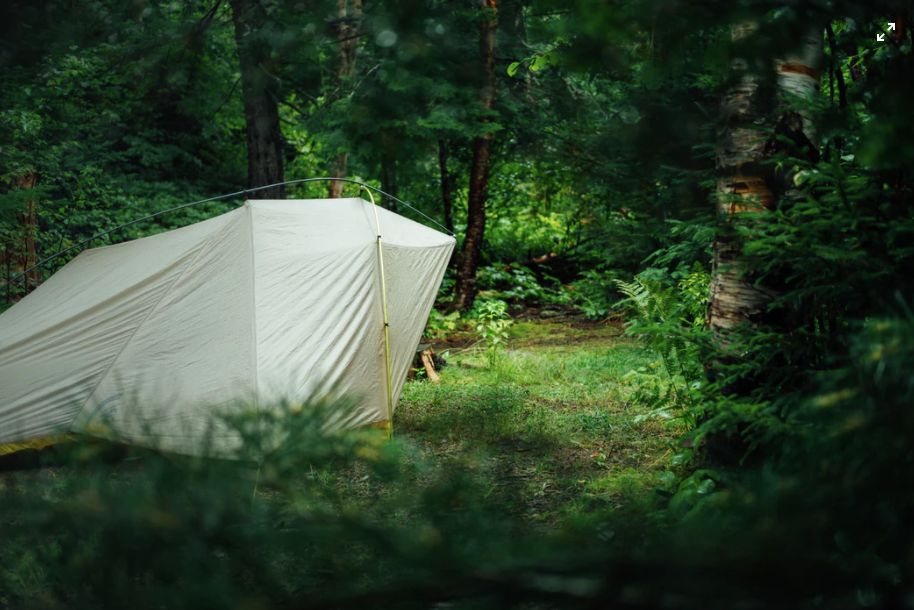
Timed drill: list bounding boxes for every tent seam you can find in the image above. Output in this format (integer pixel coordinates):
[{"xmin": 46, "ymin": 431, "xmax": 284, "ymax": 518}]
[{"xmin": 69, "ymin": 215, "xmax": 236, "ymax": 433}]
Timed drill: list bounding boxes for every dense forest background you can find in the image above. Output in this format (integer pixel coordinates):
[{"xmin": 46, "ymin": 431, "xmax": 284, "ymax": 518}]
[{"xmin": 2, "ymin": 0, "xmax": 914, "ymax": 608}]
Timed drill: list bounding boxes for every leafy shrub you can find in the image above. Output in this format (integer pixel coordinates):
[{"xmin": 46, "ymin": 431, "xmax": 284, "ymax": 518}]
[
  {"xmin": 425, "ymin": 308, "xmax": 461, "ymax": 340},
  {"xmin": 569, "ymin": 268, "xmax": 625, "ymax": 319},
  {"xmin": 476, "ymin": 264, "xmax": 566, "ymax": 306},
  {"xmin": 0, "ymin": 405, "xmax": 529, "ymax": 610},
  {"xmin": 615, "ymin": 266, "xmax": 709, "ymax": 381},
  {"xmin": 470, "ymin": 298, "xmax": 513, "ymax": 367}
]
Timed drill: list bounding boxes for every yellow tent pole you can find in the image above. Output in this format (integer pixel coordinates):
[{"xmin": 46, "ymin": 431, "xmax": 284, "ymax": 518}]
[{"xmin": 361, "ymin": 186, "xmax": 395, "ymax": 439}]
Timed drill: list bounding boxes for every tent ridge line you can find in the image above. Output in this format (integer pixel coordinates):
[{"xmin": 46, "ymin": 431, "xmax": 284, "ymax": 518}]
[{"xmin": 69, "ymin": 215, "xmax": 235, "ymax": 434}]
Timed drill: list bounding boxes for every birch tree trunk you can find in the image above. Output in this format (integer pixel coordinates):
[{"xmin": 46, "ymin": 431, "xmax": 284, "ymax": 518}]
[
  {"xmin": 452, "ymin": 0, "xmax": 498, "ymax": 312},
  {"xmin": 708, "ymin": 21, "xmax": 774, "ymax": 350},
  {"xmin": 327, "ymin": 0, "xmax": 362, "ymax": 198},
  {"xmin": 230, "ymin": 0, "xmax": 285, "ymax": 199},
  {"xmin": 707, "ymin": 22, "xmax": 822, "ymax": 356}
]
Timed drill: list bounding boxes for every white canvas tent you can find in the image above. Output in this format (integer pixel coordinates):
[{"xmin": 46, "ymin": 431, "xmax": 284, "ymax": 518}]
[{"xmin": 0, "ymin": 197, "xmax": 454, "ymax": 454}]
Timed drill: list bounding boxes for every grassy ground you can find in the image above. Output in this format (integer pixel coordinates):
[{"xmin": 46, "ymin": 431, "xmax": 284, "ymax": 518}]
[
  {"xmin": 0, "ymin": 315, "xmax": 687, "ymax": 606},
  {"xmin": 395, "ymin": 316, "xmax": 685, "ymax": 526}
]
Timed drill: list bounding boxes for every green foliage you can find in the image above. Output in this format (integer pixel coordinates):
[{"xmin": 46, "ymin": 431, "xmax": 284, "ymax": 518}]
[
  {"xmin": 569, "ymin": 268, "xmax": 624, "ymax": 319},
  {"xmin": 0, "ymin": 321, "xmax": 686, "ymax": 609},
  {"xmin": 425, "ymin": 308, "xmax": 461, "ymax": 340},
  {"xmin": 476, "ymin": 263, "xmax": 566, "ymax": 306},
  {"xmin": 5, "ymin": 313, "xmax": 914, "ymax": 609},
  {"xmin": 2, "ymin": 1, "xmax": 914, "ymax": 605},
  {"xmin": 470, "ymin": 298, "xmax": 513, "ymax": 367},
  {"xmin": 0, "ymin": 405, "xmax": 520, "ymax": 609},
  {"xmin": 614, "ymin": 265, "xmax": 710, "ymax": 408},
  {"xmin": 697, "ymin": 47, "xmax": 914, "ymax": 456}
]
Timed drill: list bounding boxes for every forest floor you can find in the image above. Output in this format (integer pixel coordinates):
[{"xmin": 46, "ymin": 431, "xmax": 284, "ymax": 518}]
[{"xmin": 393, "ymin": 316, "xmax": 685, "ymax": 526}]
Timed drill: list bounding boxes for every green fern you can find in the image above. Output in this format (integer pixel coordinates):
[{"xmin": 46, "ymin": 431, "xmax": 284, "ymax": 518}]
[{"xmin": 614, "ymin": 267, "xmax": 709, "ymax": 413}]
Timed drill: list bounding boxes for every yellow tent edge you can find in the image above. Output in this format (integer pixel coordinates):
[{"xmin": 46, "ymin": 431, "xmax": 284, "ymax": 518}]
[
  {"xmin": 0, "ymin": 434, "xmax": 76, "ymax": 456},
  {"xmin": 0, "ymin": 420, "xmax": 392, "ymax": 457}
]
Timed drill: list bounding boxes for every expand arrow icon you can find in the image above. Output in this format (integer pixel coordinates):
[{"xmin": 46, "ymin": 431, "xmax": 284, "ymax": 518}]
[
  {"xmin": 877, "ymin": 32, "xmax": 885, "ymax": 41},
  {"xmin": 888, "ymin": 22, "xmax": 896, "ymax": 31}
]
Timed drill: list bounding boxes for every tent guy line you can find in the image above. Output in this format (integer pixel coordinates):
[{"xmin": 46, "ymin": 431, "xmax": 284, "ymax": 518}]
[{"xmin": 11, "ymin": 177, "xmax": 455, "ymax": 289}]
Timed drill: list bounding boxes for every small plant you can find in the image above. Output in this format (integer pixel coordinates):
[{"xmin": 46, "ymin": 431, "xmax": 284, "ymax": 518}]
[{"xmin": 472, "ymin": 298, "xmax": 513, "ymax": 367}]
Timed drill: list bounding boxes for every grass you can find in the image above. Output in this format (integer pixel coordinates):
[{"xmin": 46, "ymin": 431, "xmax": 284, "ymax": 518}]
[
  {"xmin": 0, "ymin": 315, "xmax": 690, "ymax": 607},
  {"xmin": 396, "ymin": 316, "xmax": 686, "ymax": 524}
]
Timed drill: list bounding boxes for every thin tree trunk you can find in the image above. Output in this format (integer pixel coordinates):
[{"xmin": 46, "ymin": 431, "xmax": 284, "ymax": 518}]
[
  {"xmin": 328, "ymin": 153, "xmax": 349, "ymax": 198},
  {"xmin": 327, "ymin": 0, "xmax": 362, "ymax": 198},
  {"xmin": 438, "ymin": 139, "xmax": 454, "ymax": 234},
  {"xmin": 502, "ymin": 0, "xmax": 529, "ymax": 98},
  {"xmin": 230, "ymin": 0, "xmax": 285, "ymax": 199},
  {"xmin": 21, "ymin": 172, "xmax": 38, "ymax": 292},
  {"xmin": 380, "ymin": 156, "xmax": 397, "ymax": 211},
  {"xmin": 1, "ymin": 171, "xmax": 39, "ymax": 303},
  {"xmin": 825, "ymin": 24, "xmax": 847, "ymax": 109},
  {"xmin": 4, "ymin": 243, "xmax": 10, "ymax": 305},
  {"xmin": 452, "ymin": 0, "xmax": 498, "ymax": 312}
]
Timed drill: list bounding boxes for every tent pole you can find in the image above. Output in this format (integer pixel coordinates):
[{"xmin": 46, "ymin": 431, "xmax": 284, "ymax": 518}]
[{"xmin": 362, "ymin": 186, "xmax": 395, "ymax": 440}]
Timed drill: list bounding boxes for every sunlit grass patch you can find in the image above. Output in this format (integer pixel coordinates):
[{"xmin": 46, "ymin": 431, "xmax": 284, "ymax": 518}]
[{"xmin": 398, "ymin": 317, "xmax": 686, "ymax": 522}]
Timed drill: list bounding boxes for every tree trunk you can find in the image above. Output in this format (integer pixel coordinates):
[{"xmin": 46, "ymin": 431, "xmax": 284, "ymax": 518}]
[
  {"xmin": 327, "ymin": 0, "xmax": 362, "ymax": 198},
  {"xmin": 1, "ymin": 171, "xmax": 39, "ymax": 303},
  {"xmin": 452, "ymin": 0, "xmax": 498, "ymax": 312},
  {"xmin": 328, "ymin": 153, "xmax": 349, "ymax": 198},
  {"xmin": 20, "ymin": 172, "xmax": 38, "ymax": 293},
  {"xmin": 380, "ymin": 156, "xmax": 397, "ymax": 211},
  {"xmin": 771, "ymin": 29, "xmax": 823, "ymax": 194},
  {"xmin": 708, "ymin": 21, "xmax": 821, "ymax": 369},
  {"xmin": 825, "ymin": 24, "xmax": 847, "ymax": 110},
  {"xmin": 704, "ymin": 22, "xmax": 821, "ymax": 463},
  {"xmin": 230, "ymin": 0, "xmax": 285, "ymax": 199},
  {"xmin": 438, "ymin": 139, "xmax": 455, "ymax": 234}
]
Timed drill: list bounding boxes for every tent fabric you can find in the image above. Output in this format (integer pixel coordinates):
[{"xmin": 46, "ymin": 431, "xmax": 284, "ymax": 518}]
[{"xmin": 0, "ymin": 198, "xmax": 454, "ymax": 454}]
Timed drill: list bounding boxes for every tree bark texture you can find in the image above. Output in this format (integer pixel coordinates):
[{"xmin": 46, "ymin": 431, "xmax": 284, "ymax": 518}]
[
  {"xmin": 452, "ymin": 0, "xmax": 498, "ymax": 312},
  {"xmin": 327, "ymin": 0, "xmax": 362, "ymax": 198},
  {"xmin": 230, "ymin": 0, "xmax": 285, "ymax": 199},
  {"xmin": 707, "ymin": 22, "xmax": 821, "ymax": 352}
]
